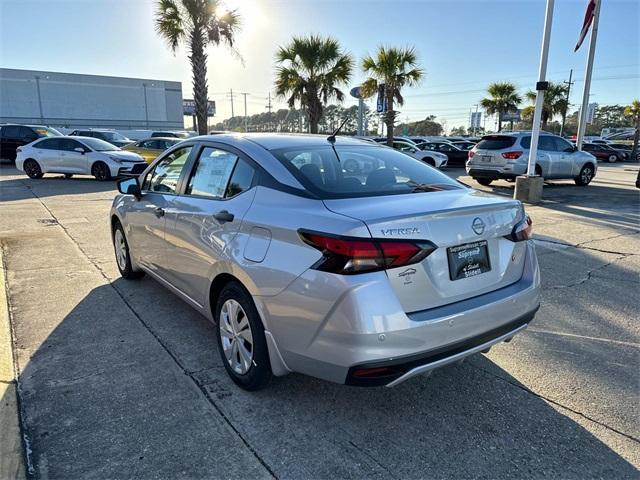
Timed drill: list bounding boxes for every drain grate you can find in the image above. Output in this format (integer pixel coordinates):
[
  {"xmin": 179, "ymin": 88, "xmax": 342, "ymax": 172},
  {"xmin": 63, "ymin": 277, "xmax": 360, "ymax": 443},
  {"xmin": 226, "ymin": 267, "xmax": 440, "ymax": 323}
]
[{"xmin": 37, "ymin": 218, "xmax": 59, "ymax": 226}]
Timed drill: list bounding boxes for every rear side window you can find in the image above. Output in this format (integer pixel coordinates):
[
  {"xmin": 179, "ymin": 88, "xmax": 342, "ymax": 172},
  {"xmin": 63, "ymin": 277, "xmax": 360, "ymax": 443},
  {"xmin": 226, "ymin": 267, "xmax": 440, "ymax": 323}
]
[
  {"xmin": 226, "ymin": 159, "xmax": 255, "ymax": 198},
  {"xmin": 185, "ymin": 147, "xmax": 238, "ymax": 198},
  {"xmin": 35, "ymin": 138, "xmax": 62, "ymax": 150},
  {"xmin": 476, "ymin": 136, "xmax": 517, "ymax": 150}
]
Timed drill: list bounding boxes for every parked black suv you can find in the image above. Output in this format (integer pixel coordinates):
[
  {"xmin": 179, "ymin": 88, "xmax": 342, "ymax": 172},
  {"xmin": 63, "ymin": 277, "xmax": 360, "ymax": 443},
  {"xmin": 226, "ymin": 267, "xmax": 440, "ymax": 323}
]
[
  {"xmin": 0, "ymin": 124, "xmax": 61, "ymax": 161},
  {"xmin": 68, "ymin": 129, "xmax": 132, "ymax": 148}
]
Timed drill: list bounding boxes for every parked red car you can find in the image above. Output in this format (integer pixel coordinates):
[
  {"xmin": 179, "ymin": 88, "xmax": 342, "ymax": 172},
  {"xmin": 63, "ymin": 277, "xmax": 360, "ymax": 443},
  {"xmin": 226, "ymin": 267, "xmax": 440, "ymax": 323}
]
[{"xmin": 581, "ymin": 143, "xmax": 626, "ymax": 163}]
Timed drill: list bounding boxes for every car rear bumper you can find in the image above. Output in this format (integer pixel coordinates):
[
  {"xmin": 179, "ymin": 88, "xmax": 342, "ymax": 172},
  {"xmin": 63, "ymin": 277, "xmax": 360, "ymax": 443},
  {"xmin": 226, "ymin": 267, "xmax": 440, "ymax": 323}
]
[
  {"xmin": 260, "ymin": 241, "xmax": 540, "ymax": 386},
  {"xmin": 467, "ymin": 165, "xmax": 525, "ymax": 180}
]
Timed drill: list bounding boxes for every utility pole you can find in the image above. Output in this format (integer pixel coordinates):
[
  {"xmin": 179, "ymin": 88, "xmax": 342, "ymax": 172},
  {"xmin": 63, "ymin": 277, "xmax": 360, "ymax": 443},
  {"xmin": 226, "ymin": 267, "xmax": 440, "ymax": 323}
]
[
  {"xmin": 560, "ymin": 69, "xmax": 574, "ymax": 137},
  {"xmin": 266, "ymin": 92, "xmax": 272, "ymax": 114},
  {"xmin": 228, "ymin": 89, "xmax": 235, "ymax": 118},
  {"xmin": 241, "ymin": 92, "xmax": 249, "ymax": 132},
  {"xmin": 472, "ymin": 104, "xmax": 479, "ymax": 136}
]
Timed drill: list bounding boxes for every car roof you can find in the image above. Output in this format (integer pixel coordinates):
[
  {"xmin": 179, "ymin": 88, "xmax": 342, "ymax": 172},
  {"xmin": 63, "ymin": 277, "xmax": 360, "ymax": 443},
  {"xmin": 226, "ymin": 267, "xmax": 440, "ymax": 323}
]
[
  {"xmin": 137, "ymin": 137, "xmax": 180, "ymax": 142},
  {"xmin": 187, "ymin": 133, "xmax": 373, "ymax": 150}
]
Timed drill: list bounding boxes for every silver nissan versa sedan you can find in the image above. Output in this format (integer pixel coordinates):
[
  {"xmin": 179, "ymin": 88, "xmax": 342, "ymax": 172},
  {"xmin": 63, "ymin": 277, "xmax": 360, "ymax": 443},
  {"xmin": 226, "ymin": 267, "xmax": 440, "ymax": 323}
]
[{"xmin": 111, "ymin": 134, "xmax": 540, "ymax": 390}]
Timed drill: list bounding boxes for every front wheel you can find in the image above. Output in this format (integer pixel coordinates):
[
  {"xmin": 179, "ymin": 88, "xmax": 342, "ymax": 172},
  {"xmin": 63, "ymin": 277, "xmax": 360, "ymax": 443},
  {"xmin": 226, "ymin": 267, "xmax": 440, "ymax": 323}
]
[
  {"xmin": 215, "ymin": 282, "xmax": 272, "ymax": 391},
  {"xmin": 574, "ymin": 164, "xmax": 595, "ymax": 186},
  {"xmin": 113, "ymin": 223, "xmax": 144, "ymax": 279},
  {"xmin": 476, "ymin": 178, "xmax": 493, "ymax": 186},
  {"xmin": 23, "ymin": 159, "xmax": 43, "ymax": 179},
  {"xmin": 92, "ymin": 161, "xmax": 111, "ymax": 181},
  {"xmin": 607, "ymin": 154, "xmax": 617, "ymax": 163}
]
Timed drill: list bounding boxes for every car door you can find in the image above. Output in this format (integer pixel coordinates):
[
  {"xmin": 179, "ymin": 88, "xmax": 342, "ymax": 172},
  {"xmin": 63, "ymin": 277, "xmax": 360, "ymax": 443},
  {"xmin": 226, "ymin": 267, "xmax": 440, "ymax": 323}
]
[
  {"xmin": 536, "ymin": 136, "xmax": 558, "ymax": 177},
  {"xmin": 162, "ymin": 145, "xmax": 257, "ymax": 306},
  {"xmin": 31, "ymin": 138, "xmax": 63, "ymax": 170},
  {"xmin": 57, "ymin": 138, "xmax": 89, "ymax": 173},
  {"xmin": 552, "ymin": 137, "xmax": 577, "ymax": 178},
  {"xmin": 125, "ymin": 145, "xmax": 194, "ymax": 279}
]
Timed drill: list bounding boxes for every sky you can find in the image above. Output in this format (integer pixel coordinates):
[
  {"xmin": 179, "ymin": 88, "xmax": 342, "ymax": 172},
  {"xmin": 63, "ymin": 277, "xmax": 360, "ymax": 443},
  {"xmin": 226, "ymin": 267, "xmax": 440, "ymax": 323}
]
[{"xmin": 1, "ymin": 0, "xmax": 638, "ymax": 131}]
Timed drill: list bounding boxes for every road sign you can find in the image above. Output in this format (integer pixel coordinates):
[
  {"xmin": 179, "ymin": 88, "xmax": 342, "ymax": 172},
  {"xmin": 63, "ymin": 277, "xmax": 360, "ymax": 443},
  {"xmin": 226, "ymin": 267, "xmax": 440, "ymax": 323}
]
[
  {"xmin": 502, "ymin": 110, "xmax": 521, "ymax": 122},
  {"xmin": 376, "ymin": 84, "xmax": 386, "ymax": 113},
  {"xmin": 470, "ymin": 112, "xmax": 482, "ymax": 129},
  {"xmin": 350, "ymin": 87, "xmax": 362, "ymax": 99},
  {"xmin": 183, "ymin": 99, "xmax": 216, "ymax": 117},
  {"xmin": 586, "ymin": 103, "xmax": 597, "ymax": 124}
]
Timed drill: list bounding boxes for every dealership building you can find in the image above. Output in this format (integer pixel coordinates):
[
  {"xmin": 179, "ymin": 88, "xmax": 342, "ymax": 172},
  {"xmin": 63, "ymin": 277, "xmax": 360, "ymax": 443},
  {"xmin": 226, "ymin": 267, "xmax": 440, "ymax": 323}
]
[{"xmin": 0, "ymin": 68, "xmax": 184, "ymax": 130}]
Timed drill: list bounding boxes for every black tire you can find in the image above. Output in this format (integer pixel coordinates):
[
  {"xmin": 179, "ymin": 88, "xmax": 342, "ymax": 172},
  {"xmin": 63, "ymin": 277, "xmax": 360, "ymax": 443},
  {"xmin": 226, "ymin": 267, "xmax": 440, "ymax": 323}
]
[
  {"xmin": 64, "ymin": 173, "xmax": 73, "ymax": 179},
  {"xmin": 23, "ymin": 159, "xmax": 43, "ymax": 179},
  {"xmin": 574, "ymin": 164, "xmax": 595, "ymax": 186},
  {"xmin": 215, "ymin": 281, "xmax": 272, "ymax": 391},
  {"xmin": 112, "ymin": 222, "xmax": 144, "ymax": 279},
  {"xmin": 92, "ymin": 161, "xmax": 111, "ymax": 181},
  {"xmin": 607, "ymin": 154, "xmax": 617, "ymax": 163},
  {"xmin": 535, "ymin": 164, "xmax": 543, "ymax": 178},
  {"xmin": 476, "ymin": 178, "xmax": 493, "ymax": 186}
]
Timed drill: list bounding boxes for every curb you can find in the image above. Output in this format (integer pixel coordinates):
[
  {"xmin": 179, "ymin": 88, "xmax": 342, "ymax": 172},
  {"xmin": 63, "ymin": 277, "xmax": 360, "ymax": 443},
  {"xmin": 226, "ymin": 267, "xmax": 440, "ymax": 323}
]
[{"xmin": 0, "ymin": 245, "xmax": 26, "ymax": 479}]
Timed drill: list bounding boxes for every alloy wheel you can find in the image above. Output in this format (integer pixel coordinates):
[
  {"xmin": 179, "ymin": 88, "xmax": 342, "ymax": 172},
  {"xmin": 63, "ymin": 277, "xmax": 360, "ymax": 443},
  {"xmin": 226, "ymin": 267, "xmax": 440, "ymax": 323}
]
[
  {"xmin": 219, "ymin": 299, "xmax": 254, "ymax": 375},
  {"xmin": 608, "ymin": 154, "xmax": 617, "ymax": 163},
  {"xmin": 581, "ymin": 166, "xmax": 593, "ymax": 184},
  {"xmin": 114, "ymin": 229, "xmax": 127, "ymax": 271}
]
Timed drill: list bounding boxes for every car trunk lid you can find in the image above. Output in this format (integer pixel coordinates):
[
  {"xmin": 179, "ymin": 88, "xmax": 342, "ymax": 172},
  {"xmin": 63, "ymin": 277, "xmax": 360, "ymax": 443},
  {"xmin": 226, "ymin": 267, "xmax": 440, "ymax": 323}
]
[{"xmin": 324, "ymin": 189, "xmax": 527, "ymax": 312}]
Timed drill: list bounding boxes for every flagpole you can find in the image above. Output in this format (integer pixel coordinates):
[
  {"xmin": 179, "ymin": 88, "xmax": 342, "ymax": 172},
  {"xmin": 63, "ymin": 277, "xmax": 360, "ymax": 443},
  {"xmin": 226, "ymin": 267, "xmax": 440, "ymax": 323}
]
[
  {"xmin": 576, "ymin": 0, "xmax": 601, "ymax": 149},
  {"xmin": 514, "ymin": 0, "xmax": 554, "ymax": 203}
]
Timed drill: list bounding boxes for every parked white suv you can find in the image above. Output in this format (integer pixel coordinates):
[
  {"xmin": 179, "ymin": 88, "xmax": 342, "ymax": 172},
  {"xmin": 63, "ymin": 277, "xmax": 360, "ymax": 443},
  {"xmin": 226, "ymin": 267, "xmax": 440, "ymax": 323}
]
[
  {"xmin": 16, "ymin": 136, "xmax": 146, "ymax": 180},
  {"xmin": 467, "ymin": 132, "xmax": 598, "ymax": 186}
]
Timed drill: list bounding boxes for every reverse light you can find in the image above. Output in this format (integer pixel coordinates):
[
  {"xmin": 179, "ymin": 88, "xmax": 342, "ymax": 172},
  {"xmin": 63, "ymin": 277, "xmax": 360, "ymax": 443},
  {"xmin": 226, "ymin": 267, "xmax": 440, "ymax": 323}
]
[
  {"xmin": 298, "ymin": 230, "xmax": 437, "ymax": 275},
  {"xmin": 506, "ymin": 215, "xmax": 533, "ymax": 242},
  {"xmin": 501, "ymin": 151, "xmax": 523, "ymax": 160}
]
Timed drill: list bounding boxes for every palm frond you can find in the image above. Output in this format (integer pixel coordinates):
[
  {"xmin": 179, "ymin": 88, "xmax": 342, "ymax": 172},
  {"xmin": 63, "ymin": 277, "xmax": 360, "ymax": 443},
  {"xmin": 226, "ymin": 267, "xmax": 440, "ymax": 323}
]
[{"xmin": 155, "ymin": 0, "xmax": 185, "ymax": 52}]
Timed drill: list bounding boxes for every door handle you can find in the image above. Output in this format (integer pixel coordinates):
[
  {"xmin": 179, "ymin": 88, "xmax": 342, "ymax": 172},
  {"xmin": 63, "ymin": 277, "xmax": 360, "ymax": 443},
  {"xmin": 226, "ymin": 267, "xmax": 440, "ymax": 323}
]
[
  {"xmin": 154, "ymin": 207, "xmax": 165, "ymax": 218},
  {"xmin": 213, "ymin": 210, "xmax": 234, "ymax": 223}
]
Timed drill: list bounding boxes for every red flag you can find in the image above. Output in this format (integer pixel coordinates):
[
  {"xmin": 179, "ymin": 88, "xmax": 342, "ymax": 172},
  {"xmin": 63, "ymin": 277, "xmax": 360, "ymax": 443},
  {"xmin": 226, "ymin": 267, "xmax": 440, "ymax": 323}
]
[{"xmin": 575, "ymin": 0, "xmax": 597, "ymax": 52}]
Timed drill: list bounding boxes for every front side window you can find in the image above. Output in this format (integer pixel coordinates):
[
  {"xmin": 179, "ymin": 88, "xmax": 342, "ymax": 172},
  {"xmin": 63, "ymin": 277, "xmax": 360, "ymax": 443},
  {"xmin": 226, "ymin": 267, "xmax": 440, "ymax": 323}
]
[
  {"xmin": 271, "ymin": 144, "xmax": 464, "ymax": 199},
  {"xmin": 186, "ymin": 147, "xmax": 238, "ymax": 198},
  {"xmin": 145, "ymin": 146, "xmax": 193, "ymax": 194},
  {"xmin": 19, "ymin": 127, "xmax": 38, "ymax": 141},
  {"xmin": 538, "ymin": 136, "xmax": 557, "ymax": 151},
  {"xmin": 554, "ymin": 137, "xmax": 574, "ymax": 152}
]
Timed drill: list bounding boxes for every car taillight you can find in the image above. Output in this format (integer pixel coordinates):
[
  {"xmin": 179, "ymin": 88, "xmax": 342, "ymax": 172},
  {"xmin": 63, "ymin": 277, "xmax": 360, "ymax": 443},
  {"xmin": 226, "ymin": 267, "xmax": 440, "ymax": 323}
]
[
  {"xmin": 468, "ymin": 151, "xmax": 475, "ymax": 159},
  {"xmin": 501, "ymin": 151, "xmax": 523, "ymax": 159},
  {"xmin": 298, "ymin": 230, "xmax": 437, "ymax": 275},
  {"xmin": 506, "ymin": 215, "xmax": 533, "ymax": 242}
]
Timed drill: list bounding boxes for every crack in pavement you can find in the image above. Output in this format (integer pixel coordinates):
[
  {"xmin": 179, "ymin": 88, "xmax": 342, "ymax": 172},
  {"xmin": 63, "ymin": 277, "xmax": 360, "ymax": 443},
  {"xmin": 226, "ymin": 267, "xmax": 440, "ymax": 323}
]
[
  {"xmin": 470, "ymin": 362, "xmax": 640, "ymax": 444},
  {"xmin": 15, "ymin": 183, "xmax": 279, "ymax": 479},
  {"xmin": 544, "ymin": 253, "xmax": 632, "ymax": 290}
]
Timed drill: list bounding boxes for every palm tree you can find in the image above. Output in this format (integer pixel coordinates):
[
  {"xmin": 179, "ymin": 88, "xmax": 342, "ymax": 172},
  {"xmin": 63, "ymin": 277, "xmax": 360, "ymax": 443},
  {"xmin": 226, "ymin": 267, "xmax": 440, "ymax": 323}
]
[
  {"xmin": 624, "ymin": 100, "xmax": 640, "ymax": 160},
  {"xmin": 524, "ymin": 82, "xmax": 568, "ymax": 130},
  {"xmin": 480, "ymin": 82, "xmax": 522, "ymax": 132},
  {"xmin": 155, "ymin": 0, "xmax": 240, "ymax": 135},
  {"xmin": 361, "ymin": 46, "xmax": 423, "ymax": 146},
  {"xmin": 274, "ymin": 35, "xmax": 353, "ymax": 134}
]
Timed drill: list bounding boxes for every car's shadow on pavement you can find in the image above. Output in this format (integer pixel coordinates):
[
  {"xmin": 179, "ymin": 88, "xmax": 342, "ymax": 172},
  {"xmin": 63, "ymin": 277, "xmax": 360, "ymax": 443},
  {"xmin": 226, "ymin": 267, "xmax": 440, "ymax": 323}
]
[
  {"xmin": 1, "ymin": 164, "xmax": 117, "ymax": 202},
  {"xmin": 8, "ymin": 261, "xmax": 639, "ymax": 478}
]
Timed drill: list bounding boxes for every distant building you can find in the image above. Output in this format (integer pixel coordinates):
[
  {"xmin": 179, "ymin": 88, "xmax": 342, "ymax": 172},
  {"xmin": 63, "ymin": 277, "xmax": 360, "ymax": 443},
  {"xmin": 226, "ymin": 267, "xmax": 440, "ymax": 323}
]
[{"xmin": 0, "ymin": 68, "xmax": 183, "ymax": 130}]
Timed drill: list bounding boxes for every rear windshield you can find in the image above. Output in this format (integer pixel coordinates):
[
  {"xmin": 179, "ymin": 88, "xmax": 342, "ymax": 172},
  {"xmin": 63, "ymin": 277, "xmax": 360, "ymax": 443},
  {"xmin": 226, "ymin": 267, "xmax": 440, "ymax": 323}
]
[
  {"xmin": 270, "ymin": 144, "xmax": 464, "ymax": 199},
  {"xmin": 476, "ymin": 135, "xmax": 517, "ymax": 150}
]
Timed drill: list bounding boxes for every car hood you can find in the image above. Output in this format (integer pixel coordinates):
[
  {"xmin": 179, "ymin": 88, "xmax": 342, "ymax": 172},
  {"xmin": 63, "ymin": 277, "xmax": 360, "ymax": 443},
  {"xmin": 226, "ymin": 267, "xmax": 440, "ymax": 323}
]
[{"xmin": 107, "ymin": 150, "xmax": 144, "ymax": 162}]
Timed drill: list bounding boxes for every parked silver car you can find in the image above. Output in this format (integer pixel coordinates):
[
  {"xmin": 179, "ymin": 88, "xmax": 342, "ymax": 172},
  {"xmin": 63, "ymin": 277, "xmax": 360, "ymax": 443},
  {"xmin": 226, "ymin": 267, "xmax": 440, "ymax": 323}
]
[
  {"xmin": 467, "ymin": 132, "xmax": 598, "ymax": 186},
  {"xmin": 111, "ymin": 134, "xmax": 540, "ymax": 390}
]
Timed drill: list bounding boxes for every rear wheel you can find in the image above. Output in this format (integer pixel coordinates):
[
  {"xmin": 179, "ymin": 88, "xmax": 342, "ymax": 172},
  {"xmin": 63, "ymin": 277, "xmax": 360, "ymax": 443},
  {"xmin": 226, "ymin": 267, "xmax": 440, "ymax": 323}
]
[
  {"xmin": 23, "ymin": 159, "xmax": 43, "ymax": 179},
  {"xmin": 476, "ymin": 178, "xmax": 493, "ymax": 186},
  {"xmin": 92, "ymin": 161, "xmax": 111, "ymax": 181},
  {"xmin": 215, "ymin": 282, "xmax": 272, "ymax": 391},
  {"xmin": 574, "ymin": 164, "xmax": 595, "ymax": 186},
  {"xmin": 607, "ymin": 154, "xmax": 617, "ymax": 163}
]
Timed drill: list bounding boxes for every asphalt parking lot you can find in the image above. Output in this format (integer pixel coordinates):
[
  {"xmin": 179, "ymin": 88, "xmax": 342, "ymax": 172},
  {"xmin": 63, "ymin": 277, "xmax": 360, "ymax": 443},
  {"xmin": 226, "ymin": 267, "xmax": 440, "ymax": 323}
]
[{"xmin": 1, "ymin": 162, "xmax": 638, "ymax": 478}]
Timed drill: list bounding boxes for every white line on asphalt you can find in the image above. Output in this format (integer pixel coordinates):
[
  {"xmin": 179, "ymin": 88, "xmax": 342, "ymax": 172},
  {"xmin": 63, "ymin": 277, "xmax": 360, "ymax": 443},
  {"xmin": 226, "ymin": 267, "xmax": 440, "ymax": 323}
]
[{"xmin": 526, "ymin": 328, "xmax": 639, "ymax": 348}]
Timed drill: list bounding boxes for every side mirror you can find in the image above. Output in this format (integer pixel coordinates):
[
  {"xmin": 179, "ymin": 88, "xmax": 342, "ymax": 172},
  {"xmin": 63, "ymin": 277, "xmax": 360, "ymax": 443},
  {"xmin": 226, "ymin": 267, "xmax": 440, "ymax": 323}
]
[
  {"xmin": 117, "ymin": 178, "xmax": 141, "ymax": 199},
  {"xmin": 74, "ymin": 147, "xmax": 86, "ymax": 154}
]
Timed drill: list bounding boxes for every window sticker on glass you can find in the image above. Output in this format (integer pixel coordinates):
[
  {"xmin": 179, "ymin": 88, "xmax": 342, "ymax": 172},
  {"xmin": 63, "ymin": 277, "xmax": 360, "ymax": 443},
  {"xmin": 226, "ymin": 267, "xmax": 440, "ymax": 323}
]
[{"xmin": 187, "ymin": 148, "xmax": 238, "ymax": 198}]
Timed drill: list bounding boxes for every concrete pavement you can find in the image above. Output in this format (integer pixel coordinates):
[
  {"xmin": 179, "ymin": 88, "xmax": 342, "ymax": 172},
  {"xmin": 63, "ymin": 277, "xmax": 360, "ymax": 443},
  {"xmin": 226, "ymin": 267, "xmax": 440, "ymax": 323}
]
[{"xmin": 0, "ymin": 162, "xmax": 638, "ymax": 478}]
